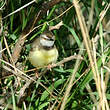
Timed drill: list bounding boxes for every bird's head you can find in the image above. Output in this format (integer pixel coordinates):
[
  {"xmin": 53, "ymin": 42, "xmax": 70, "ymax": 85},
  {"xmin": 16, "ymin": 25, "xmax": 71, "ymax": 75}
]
[{"xmin": 40, "ymin": 32, "xmax": 55, "ymax": 48}]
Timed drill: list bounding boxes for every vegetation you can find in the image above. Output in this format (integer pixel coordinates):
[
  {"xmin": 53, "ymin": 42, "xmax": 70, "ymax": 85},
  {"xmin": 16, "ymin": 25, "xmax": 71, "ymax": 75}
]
[{"xmin": 0, "ymin": 0, "xmax": 110, "ymax": 110}]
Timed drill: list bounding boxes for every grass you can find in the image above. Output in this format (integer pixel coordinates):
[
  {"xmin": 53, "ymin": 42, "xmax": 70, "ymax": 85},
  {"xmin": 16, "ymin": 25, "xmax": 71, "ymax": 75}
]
[{"xmin": 0, "ymin": 0, "xmax": 110, "ymax": 110}]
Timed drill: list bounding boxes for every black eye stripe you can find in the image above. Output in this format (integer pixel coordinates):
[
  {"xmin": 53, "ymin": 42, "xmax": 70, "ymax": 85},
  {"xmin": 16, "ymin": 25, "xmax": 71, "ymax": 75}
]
[{"xmin": 49, "ymin": 38, "xmax": 54, "ymax": 41}]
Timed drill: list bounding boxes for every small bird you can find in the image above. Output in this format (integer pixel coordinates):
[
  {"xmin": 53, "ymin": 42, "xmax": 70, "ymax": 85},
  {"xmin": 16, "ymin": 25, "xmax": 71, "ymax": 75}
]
[{"xmin": 28, "ymin": 31, "xmax": 58, "ymax": 68}]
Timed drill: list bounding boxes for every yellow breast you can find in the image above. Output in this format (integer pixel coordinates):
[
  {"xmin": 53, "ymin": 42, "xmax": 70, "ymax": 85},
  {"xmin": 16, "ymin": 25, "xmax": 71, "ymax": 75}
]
[{"xmin": 29, "ymin": 47, "xmax": 58, "ymax": 68}]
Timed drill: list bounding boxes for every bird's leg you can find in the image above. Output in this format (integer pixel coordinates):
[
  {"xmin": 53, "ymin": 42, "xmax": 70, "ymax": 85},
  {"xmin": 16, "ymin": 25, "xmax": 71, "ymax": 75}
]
[
  {"xmin": 47, "ymin": 64, "xmax": 52, "ymax": 71},
  {"xmin": 35, "ymin": 69, "xmax": 39, "ymax": 78},
  {"xmin": 47, "ymin": 63, "xmax": 56, "ymax": 70}
]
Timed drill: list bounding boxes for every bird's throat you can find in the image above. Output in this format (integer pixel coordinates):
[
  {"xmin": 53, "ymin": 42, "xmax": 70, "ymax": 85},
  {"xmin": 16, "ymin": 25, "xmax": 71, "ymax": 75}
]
[{"xmin": 40, "ymin": 38, "xmax": 54, "ymax": 50}]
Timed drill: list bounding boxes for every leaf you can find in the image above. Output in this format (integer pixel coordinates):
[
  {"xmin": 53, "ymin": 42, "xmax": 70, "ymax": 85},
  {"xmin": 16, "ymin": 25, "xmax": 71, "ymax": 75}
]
[
  {"xmin": 10, "ymin": 34, "xmax": 17, "ymax": 40},
  {"xmin": 63, "ymin": 24, "xmax": 81, "ymax": 47},
  {"xmin": 38, "ymin": 102, "xmax": 49, "ymax": 110},
  {"xmin": 40, "ymin": 78, "xmax": 65, "ymax": 101}
]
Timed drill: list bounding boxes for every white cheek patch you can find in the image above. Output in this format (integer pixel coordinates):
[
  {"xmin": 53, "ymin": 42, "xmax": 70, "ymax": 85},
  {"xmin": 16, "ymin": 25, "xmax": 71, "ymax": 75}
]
[
  {"xmin": 41, "ymin": 34, "xmax": 50, "ymax": 40},
  {"xmin": 40, "ymin": 38, "xmax": 54, "ymax": 47}
]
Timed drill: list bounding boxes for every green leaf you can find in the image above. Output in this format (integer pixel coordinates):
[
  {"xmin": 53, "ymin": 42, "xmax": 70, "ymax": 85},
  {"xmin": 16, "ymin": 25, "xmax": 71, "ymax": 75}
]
[
  {"xmin": 38, "ymin": 102, "xmax": 49, "ymax": 110},
  {"xmin": 10, "ymin": 34, "xmax": 17, "ymax": 40},
  {"xmin": 35, "ymin": 98, "xmax": 40, "ymax": 107},
  {"xmin": 40, "ymin": 79, "xmax": 65, "ymax": 101},
  {"xmin": 54, "ymin": 79, "xmax": 65, "ymax": 88},
  {"xmin": 63, "ymin": 24, "xmax": 81, "ymax": 47},
  {"xmin": 11, "ymin": 86, "xmax": 16, "ymax": 110},
  {"xmin": 54, "ymin": 67, "xmax": 66, "ymax": 73}
]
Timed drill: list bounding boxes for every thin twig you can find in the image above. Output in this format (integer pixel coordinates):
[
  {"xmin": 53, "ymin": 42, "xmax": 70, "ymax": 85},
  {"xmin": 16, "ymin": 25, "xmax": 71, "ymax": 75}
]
[
  {"xmin": 93, "ymin": 3, "xmax": 110, "ymax": 37},
  {"xmin": 2, "ymin": 0, "xmax": 36, "ymax": 19},
  {"xmin": 12, "ymin": 0, "xmax": 63, "ymax": 64},
  {"xmin": 48, "ymin": 55, "xmax": 83, "ymax": 68},
  {"xmin": 0, "ymin": 58, "xmax": 59, "ymax": 104},
  {"xmin": 0, "ymin": 0, "xmax": 6, "ymax": 10},
  {"xmin": 60, "ymin": 43, "xmax": 84, "ymax": 110},
  {"xmin": 21, "ymin": 4, "xmax": 74, "ymax": 40}
]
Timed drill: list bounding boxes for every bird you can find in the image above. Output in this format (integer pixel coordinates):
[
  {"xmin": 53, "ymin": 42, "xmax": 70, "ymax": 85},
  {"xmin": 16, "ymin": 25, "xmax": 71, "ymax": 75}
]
[{"xmin": 28, "ymin": 31, "xmax": 58, "ymax": 68}]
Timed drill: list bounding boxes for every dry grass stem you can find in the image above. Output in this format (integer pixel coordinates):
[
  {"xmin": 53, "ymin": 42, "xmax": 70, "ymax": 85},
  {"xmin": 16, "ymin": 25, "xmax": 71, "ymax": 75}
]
[
  {"xmin": 72, "ymin": 0, "xmax": 109, "ymax": 109},
  {"xmin": 87, "ymin": 0, "xmax": 95, "ymax": 31},
  {"xmin": 60, "ymin": 43, "xmax": 84, "ymax": 110},
  {"xmin": 86, "ymin": 84, "xmax": 97, "ymax": 104},
  {"xmin": 1, "ymin": 0, "xmax": 109, "ymax": 109},
  {"xmin": 27, "ymin": 4, "xmax": 75, "ymax": 37},
  {"xmin": 2, "ymin": 0, "xmax": 36, "ymax": 20},
  {"xmin": 49, "ymin": 21, "xmax": 63, "ymax": 30},
  {"xmin": 49, "ymin": 55, "xmax": 83, "ymax": 68},
  {"xmin": 94, "ymin": 3, "xmax": 110, "ymax": 37}
]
